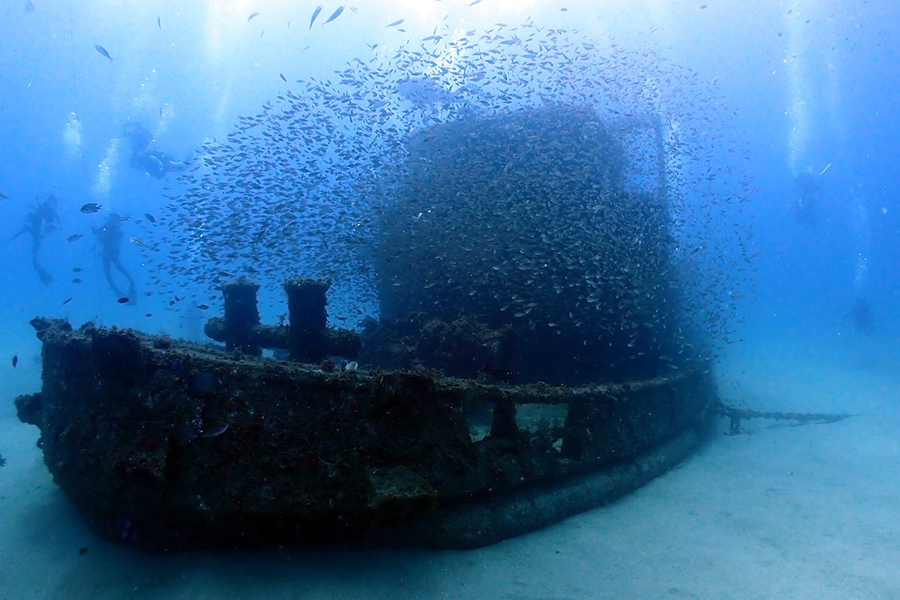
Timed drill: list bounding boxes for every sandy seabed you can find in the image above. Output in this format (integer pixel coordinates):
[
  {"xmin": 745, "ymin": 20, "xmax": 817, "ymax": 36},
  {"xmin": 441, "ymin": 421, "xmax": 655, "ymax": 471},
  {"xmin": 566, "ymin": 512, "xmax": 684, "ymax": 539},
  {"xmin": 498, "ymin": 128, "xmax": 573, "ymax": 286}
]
[{"xmin": 1, "ymin": 335, "xmax": 899, "ymax": 600}]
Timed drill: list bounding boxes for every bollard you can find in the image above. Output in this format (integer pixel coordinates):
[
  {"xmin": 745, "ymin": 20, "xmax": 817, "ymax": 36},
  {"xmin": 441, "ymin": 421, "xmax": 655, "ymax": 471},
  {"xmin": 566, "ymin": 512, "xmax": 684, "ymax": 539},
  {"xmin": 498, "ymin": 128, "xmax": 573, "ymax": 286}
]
[
  {"xmin": 284, "ymin": 278, "xmax": 331, "ymax": 363},
  {"xmin": 222, "ymin": 279, "xmax": 262, "ymax": 356}
]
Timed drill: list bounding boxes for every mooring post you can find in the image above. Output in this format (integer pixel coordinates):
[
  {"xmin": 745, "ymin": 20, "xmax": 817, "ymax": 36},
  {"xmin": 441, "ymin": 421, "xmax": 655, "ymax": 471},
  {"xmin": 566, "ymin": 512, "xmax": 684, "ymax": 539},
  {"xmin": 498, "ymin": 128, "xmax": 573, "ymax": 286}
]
[
  {"xmin": 284, "ymin": 278, "xmax": 331, "ymax": 363},
  {"xmin": 222, "ymin": 279, "xmax": 262, "ymax": 356}
]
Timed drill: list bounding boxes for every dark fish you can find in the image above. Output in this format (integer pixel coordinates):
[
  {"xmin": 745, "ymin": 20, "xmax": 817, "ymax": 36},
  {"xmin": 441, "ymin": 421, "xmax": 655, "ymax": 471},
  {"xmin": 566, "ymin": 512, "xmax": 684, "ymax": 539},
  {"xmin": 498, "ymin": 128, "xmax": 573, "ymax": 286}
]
[
  {"xmin": 197, "ymin": 304, "xmax": 210, "ymax": 310},
  {"xmin": 80, "ymin": 203, "xmax": 103, "ymax": 213},
  {"xmin": 12, "ymin": 355, "xmax": 18, "ymax": 368},
  {"xmin": 67, "ymin": 233, "xmax": 83, "ymax": 242},
  {"xmin": 145, "ymin": 313, "xmax": 153, "ymax": 318},
  {"xmin": 72, "ymin": 267, "xmax": 82, "ymax": 272},
  {"xmin": 386, "ymin": 19, "xmax": 404, "ymax": 27},
  {"xmin": 94, "ymin": 44, "xmax": 112, "ymax": 60},
  {"xmin": 202, "ymin": 422, "xmax": 229, "ymax": 438},
  {"xmin": 25, "ymin": 0, "xmax": 35, "ymax": 12},
  {"xmin": 280, "ymin": 73, "xmax": 287, "ymax": 82},
  {"xmin": 117, "ymin": 297, "xmax": 130, "ymax": 304},
  {"xmin": 322, "ymin": 5, "xmax": 344, "ymax": 26},
  {"xmin": 144, "ymin": 213, "xmax": 157, "ymax": 224},
  {"xmin": 309, "ymin": 5, "xmax": 322, "ymax": 29},
  {"xmin": 157, "ymin": 16, "xmax": 161, "ymax": 28},
  {"xmin": 62, "ymin": 297, "xmax": 73, "ymax": 305},
  {"xmin": 0, "ymin": 192, "xmax": 8, "ymax": 200},
  {"xmin": 72, "ymin": 278, "xmax": 83, "ymax": 284},
  {"xmin": 248, "ymin": 12, "xmax": 259, "ymax": 22}
]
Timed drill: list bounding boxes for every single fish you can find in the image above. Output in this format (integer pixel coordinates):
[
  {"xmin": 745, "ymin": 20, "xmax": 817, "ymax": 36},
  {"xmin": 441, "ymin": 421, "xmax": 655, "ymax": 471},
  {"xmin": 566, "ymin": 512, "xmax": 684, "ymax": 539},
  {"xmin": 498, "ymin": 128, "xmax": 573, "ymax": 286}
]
[
  {"xmin": 67, "ymin": 233, "xmax": 83, "ymax": 242},
  {"xmin": 309, "ymin": 5, "xmax": 322, "ymax": 29},
  {"xmin": 80, "ymin": 203, "xmax": 103, "ymax": 213},
  {"xmin": 280, "ymin": 73, "xmax": 287, "ymax": 82},
  {"xmin": 197, "ymin": 303, "xmax": 210, "ymax": 310},
  {"xmin": 62, "ymin": 297, "xmax": 73, "ymax": 305},
  {"xmin": 322, "ymin": 5, "xmax": 344, "ymax": 26},
  {"xmin": 25, "ymin": 0, "xmax": 35, "ymax": 13},
  {"xmin": 0, "ymin": 192, "xmax": 8, "ymax": 200},
  {"xmin": 202, "ymin": 422, "xmax": 229, "ymax": 438},
  {"xmin": 386, "ymin": 19, "xmax": 404, "ymax": 27},
  {"xmin": 117, "ymin": 297, "xmax": 130, "ymax": 304},
  {"xmin": 12, "ymin": 355, "xmax": 18, "ymax": 368},
  {"xmin": 129, "ymin": 236, "xmax": 151, "ymax": 248},
  {"xmin": 94, "ymin": 44, "xmax": 112, "ymax": 60},
  {"xmin": 248, "ymin": 12, "xmax": 259, "ymax": 22},
  {"xmin": 72, "ymin": 278, "xmax": 83, "ymax": 284},
  {"xmin": 144, "ymin": 213, "xmax": 157, "ymax": 224},
  {"xmin": 157, "ymin": 16, "xmax": 161, "ymax": 28}
]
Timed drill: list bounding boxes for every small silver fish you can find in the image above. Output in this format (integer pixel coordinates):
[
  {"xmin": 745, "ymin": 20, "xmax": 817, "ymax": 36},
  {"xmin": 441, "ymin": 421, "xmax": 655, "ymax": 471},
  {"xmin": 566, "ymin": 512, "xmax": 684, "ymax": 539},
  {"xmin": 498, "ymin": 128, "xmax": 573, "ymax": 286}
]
[
  {"xmin": 386, "ymin": 19, "xmax": 404, "ymax": 27},
  {"xmin": 309, "ymin": 5, "xmax": 322, "ymax": 29},
  {"xmin": 322, "ymin": 5, "xmax": 344, "ymax": 26},
  {"xmin": 94, "ymin": 44, "xmax": 112, "ymax": 60}
]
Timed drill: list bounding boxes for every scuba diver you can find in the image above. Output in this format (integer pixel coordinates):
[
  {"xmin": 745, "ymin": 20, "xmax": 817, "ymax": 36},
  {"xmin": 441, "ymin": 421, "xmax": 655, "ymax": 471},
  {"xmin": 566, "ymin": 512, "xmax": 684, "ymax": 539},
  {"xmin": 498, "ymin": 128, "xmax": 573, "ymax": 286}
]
[
  {"xmin": 843, "ymin": 297, "xmax": 873, "ymax": 335},
  {"xmin": 794, "ymin": 169, "xmax": 821, "ymax": 224},
  {"xmin": 122, "ymin": 121, "xmax": 190, "ymax": 180},
  {"xmin": 93, "ymin": 213, "xmax": 137, "ymax": 304},
  {"xmin": 12, "ymin": 194, "xmax": 61, "ymax": 285}
]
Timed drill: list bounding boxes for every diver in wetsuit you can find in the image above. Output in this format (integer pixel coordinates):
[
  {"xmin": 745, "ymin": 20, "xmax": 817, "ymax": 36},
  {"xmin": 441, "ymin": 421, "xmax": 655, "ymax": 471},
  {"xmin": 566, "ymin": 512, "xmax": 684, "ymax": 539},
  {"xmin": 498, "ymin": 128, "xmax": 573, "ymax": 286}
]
[
  {"xmin": 93, "ymin": 213, "xmax": 137, "ymax": 304},
  {"xmin": 12, "ymin": 194, "xmax": 60, "ymax": 285},
  {"xmin": 844, "ymin": 297, "xmax": 873, "ymax": 335},
  {"xmin": 122, "ymin": 121, "xmax": 190, "ymax": 180},
  {"xmin": 794, "ymin": 170, "xmax": 821, "ymax": 224}
]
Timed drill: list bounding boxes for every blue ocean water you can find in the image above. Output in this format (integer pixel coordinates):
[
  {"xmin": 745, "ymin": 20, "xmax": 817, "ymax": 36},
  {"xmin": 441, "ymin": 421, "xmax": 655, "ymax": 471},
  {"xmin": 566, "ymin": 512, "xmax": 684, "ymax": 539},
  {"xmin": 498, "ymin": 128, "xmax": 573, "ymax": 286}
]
[{"xmin": 1, "ymin": 1, "xmax": 898, "ymax": 598}]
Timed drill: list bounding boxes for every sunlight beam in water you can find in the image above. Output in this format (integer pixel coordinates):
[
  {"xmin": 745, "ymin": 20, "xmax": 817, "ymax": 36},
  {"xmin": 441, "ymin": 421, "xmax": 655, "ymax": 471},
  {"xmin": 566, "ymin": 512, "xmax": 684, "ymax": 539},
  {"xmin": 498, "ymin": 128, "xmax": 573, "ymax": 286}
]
[{"xmin": 784, "ymin": 0, "xmax": 812, "ymax": 175}]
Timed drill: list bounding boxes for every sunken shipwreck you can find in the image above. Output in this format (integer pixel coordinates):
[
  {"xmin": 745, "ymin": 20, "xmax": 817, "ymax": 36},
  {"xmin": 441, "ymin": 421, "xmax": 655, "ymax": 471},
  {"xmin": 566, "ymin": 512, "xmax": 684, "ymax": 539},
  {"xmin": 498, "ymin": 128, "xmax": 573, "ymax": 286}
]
[{"xmin": 15, "ymin": 26, "xmax": 746, "ymax": 552}]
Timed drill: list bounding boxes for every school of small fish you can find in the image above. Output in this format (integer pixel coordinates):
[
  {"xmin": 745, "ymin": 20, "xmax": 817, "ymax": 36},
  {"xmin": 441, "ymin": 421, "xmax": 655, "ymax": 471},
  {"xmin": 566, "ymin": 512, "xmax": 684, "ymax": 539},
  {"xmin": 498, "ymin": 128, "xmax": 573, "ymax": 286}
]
[{"xmin": 5, "ymin": 6, "xmax": 750, "ymax": 371}]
